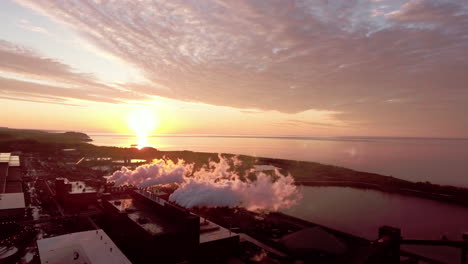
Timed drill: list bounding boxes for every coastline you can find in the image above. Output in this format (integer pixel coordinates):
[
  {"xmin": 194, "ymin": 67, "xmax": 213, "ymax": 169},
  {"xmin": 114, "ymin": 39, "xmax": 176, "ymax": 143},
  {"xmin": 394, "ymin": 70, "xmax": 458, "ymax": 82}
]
[
  {"xmin": 2, "ymin": 127, "xmax": 468, "ymax": 209},
  {"xmin": 2, "ymin": 128, "xmax": 467, "ymax": 263},
  {"xmin": 89, "ymin": 132, "xmax": 468, "ymax": 188},
  {"xmin": 88, "ymin": 145, "xmax": 468, "ymax": 209},
  {"xmin": 297, "ymin": 181, "xmax": 468, "ymax": 208}
]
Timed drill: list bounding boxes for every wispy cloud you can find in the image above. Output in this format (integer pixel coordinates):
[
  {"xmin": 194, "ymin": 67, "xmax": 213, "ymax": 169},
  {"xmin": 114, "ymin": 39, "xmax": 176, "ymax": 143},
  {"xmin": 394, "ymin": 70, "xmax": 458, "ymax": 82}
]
[
  {"xmin": 17, "ymin": 19, "xmax": 49, "ymax": 35},
  {"xmin": 286, "ymin": 119, "xmax": 345, "ymax": 128},
  {"xmin": 386, "ymin": 0, "xmax": 462, "ymax": 23},
  {"xmin": 240, "ymin": 110, "xmax": 263, "ymax": 114},
  {"xmin": 0, "ymin": 95, "xmax": 79, "ymax": 106},
  {"xmin": 10, "ymin": 0, "xmax": 468, "ymax": 135},
  {"xmin": 0, "ymin": 40, "xmax": 148, "ymax": 104}
]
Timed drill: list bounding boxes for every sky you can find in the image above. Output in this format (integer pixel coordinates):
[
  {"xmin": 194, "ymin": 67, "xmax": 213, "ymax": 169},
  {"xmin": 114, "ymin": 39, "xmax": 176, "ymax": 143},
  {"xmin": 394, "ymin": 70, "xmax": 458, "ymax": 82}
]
[{"xmin": 1, "ymin": 0, "xmax": 467, "ymax": 137}]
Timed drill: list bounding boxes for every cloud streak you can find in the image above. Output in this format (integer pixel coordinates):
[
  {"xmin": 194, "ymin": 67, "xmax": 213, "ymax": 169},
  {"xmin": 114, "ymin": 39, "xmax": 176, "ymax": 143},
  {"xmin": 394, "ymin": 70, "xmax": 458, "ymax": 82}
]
[
  {"xmin": 10, "ymin": 0, "xmax": 468, "ymax": 135},
  {"xmin": 17, "ymin": 19, "xmax": 50, "ymax": 35},
  {"xmin": 0, "ymin": 40, "xmax": 148, "ymax": 104}
]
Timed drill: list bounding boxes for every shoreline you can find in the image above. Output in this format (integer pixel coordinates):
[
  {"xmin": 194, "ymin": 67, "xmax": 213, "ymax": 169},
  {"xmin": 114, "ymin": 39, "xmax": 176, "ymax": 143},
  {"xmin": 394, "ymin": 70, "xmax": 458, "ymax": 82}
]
[
  {"xmin": 93, "ymin": 146, "xmax": 468, "ymax": 209},
  {"xmin": 88, "ymin": 135, "xmax": 468, "ymax": 188},
  {"xmin": 87, "ymin": 132, "xmax": 468, "ymax": 141},
  {"xmin": 2, "ymin": 127, "xmax": 468, "ymax": 209},
  {"xmin": 297, "ymin": 181, "xmax": 468, "ymax": 208}
]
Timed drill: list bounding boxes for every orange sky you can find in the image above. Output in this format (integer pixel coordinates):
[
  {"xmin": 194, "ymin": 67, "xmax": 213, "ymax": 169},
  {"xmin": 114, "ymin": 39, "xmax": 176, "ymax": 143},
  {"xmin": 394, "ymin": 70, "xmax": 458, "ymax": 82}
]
[{"xmin": 1, "ymin": 0, "xmax": 468, "ymax": 138}]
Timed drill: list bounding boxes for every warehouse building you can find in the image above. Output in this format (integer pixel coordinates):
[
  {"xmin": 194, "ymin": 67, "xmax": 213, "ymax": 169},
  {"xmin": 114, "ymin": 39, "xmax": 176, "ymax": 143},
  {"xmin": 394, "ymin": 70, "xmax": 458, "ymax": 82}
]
[
  {"xmin": 37, "ymin": 229, "xmax": 131, "ymax": 264},
  {"xmin": 55, "ymin": 178, "xmax": 98, "ymax": 211},
  {"xmin": 0, "ymin": 153, "xmax": 25, "ymax": 220},
  {"xmin": 101, "ymin": 189, "xmax": 239, "ymax": 263},
  {"xmin": 102, "ymin": 193, "xmax": 199, "ymax": 263}
]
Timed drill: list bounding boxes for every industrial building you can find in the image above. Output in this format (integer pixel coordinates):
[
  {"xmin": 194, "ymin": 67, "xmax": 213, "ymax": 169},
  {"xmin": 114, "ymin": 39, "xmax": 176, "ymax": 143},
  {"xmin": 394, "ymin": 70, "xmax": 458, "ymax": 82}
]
[
  {"xmin": 102, "ymin": 192, "xmax": 199, "ymax": 263},
  {"xmin": 198, "ymin": 214, "xmax": 241, "ymax": 260},
  {"xmin": 37, "ymin": 229, "xmax": 131, "ymax": 264},
  {"xmin": 102, "ymin": 189, "xmax": 239, "ymax": 263},
  {"xmin": 0, "ymin": 153, "xmax": 25, "ymax": 220},
  {"xmin": 133, "ymin": 190, "xmax": 240, "ymax": 260},
  {"xmin": 55, "ymin": 178, "xmax": 98, "ymax": 211}
]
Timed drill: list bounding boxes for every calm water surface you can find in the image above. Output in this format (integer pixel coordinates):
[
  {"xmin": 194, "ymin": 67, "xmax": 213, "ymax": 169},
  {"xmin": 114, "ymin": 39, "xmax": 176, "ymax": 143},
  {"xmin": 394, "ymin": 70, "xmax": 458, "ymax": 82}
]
[
  {"xmin": 91, "ymin": 134, "xmax": 468, "ymax": 262},
  {"xmin": 89, "ymin": 134, "xmax": 468, "ymax": 187},
  {"xmin": 283, "ymin": 186, "xmax": 468, "ymax": 240},
  {"xmin": 283, "ymin": 186, "xmax": 468, "ymax": 263}
]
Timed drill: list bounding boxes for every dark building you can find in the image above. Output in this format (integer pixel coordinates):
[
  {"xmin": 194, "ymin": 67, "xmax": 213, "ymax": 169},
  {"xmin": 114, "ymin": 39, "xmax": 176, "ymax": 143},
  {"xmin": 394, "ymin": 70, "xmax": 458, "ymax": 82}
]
[
  {"xmin": 55, "ymin": 178, "xmax": 98, "ymax": 211},
  {"xmin": 198, "ymin": 215, "xmax": 241, "ymax": 261},
  {"xmin": 102, "ymin": 189, "xmax": 239, "ymax": 263},
  {"xmin": 103, "ymin": 194, "xmax": 199, "ymax": 263},
  {"xmin": 0, "ymin": 153, "xmax": 25, "ymax": 220}
]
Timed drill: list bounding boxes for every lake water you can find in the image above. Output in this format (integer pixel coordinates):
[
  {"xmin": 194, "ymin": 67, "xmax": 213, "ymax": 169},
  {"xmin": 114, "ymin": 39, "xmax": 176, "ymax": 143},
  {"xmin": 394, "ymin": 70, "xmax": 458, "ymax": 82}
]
[
  {"xmin": 89, "ymin": 134, "xmax": 468, "ymax": 187},
  {"xmin": 90, "ymin": 134, "xmax": 468, "ymax": 262},
  {"xmin": 282, "ymin": 186, "xmax": 468, "ymax": 263}
]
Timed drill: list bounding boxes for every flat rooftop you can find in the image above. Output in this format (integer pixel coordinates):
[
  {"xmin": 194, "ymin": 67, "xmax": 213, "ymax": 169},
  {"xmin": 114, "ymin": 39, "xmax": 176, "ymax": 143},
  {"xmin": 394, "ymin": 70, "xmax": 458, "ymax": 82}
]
[
  {"xmin": 108, "ymin": 198, "xmax": 136, "ymax": 213},
  {"xmin": 108, "ymin": 198, "xmax": 180, "ymax": 236},
  {"xmin": 69, "ymin": 181, "xmax": 97, "ymax": 194},
  {"xmin": 8, "ymin": 156, "xmax": 20, "ymax": 167},
  {"xmin": 0, "ymin": 153, "xmax": 22, "ymax": 194},
  {"xmin": 37, "ymin": 229, "xmax": 131, "ymax": 264},
  {"xmin": 0, "ymin": 153, "xmax": 11, "ymax": 163},
  {"xmin": 0, "ymin": 153, "xmax": 20, "ymax": 167},
  {"xmin": 199, "ymin": 217, "xmax": 238, "ymax": 244},
  {"xmin": 133, "ymin": 190, "xmax": 237, "ymax": 244},
  {"xmin": 58, "ymin": 178, "xmax": 97, "ymax": 194},
  {"xmin": 0, "ymin": 193, "xmax": 25, "ymax": 210}
]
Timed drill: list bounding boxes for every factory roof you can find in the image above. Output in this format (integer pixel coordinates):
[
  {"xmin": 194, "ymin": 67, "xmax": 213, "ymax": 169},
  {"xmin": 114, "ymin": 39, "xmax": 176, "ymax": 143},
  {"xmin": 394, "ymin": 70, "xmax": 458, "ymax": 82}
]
[
  {"xmin": 0, "ymin": 153, "xmax": 19, "ymax": 167},
  {"xmin": 69, "ymin": 181, "xmax": 97, "ymax": 194},
  {"xmin": 107, "ymin": 198, "xmax": 180, "ymax": 236},
  {"xmin": 37, "ymin": 229, "xmax": 131, "ymax": 264},
  {"xmin": 108, "ymin": 198, "xmax": 133, "ymax": 212},
  {"xmin": 57, "ymin": 178, "xmax": 97, "ymax": 194},
  {"xmin": 0, "ymin": 193, "xmax": 25, "ymax": 210},
  {"xmin": 8, "ymin": 156, "xmax": 20, "ymax": 167},
  {"xmin": 0, "ymin": 154, "xmax": 23, "ymax": 206},
  {"xmin": 199, "ymin": 217, "xmax": 237, "ymax": 244},
  {"xmin": 0, "ymin": 153, "xmax": 11, "ymax": 163}
]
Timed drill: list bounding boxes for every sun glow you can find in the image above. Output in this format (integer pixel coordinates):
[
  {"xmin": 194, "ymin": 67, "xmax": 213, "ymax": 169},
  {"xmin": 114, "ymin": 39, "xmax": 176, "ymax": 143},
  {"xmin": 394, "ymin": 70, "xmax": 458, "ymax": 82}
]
[{"xmin": 127, "ymin": 108, "xmax": 158, "ymax": 149}]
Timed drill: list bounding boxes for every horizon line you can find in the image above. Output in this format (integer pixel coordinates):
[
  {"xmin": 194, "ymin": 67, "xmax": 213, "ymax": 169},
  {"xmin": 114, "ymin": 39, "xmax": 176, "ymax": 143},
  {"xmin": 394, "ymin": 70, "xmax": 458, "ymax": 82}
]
[{"xmin": 3, "ymin": 127, "xmax": 468, "ymax": 141}]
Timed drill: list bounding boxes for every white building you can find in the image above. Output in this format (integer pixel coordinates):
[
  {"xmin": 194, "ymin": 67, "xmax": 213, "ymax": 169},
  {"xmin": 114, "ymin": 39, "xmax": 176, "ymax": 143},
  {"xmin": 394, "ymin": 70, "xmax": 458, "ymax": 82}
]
[{"xmin": 37, "ymin": 229, "xmax": 131, "ymax": 264}]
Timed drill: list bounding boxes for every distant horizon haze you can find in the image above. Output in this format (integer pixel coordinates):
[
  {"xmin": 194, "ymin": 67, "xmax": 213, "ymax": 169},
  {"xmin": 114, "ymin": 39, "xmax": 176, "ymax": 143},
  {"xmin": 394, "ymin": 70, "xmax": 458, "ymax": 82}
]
[{"xmin": 4, "ymin": 126, "xmax": 468, "ymax": 141}]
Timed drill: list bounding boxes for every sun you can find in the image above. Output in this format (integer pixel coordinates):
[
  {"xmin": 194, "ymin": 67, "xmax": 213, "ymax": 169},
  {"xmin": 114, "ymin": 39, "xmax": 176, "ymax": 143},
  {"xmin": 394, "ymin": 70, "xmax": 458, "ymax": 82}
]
[
  {"xmin": 127, "ymin": 108, "xmax": 158, "ymax": 149},
  {"xmin": 128, "ymin": 108, "xmax": 157, "ymax": 134}
]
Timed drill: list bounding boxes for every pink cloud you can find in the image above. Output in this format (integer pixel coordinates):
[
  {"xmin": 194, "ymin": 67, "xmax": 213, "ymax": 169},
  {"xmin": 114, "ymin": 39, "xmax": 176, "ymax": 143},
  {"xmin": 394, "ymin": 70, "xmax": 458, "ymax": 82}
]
[
  {"xmin": 0, "ymin": 40, "xmax": 148, "ymax": 104},
  {"xmin": 10, "ymin": 0, "xmax": 468, "ymax": 136}
]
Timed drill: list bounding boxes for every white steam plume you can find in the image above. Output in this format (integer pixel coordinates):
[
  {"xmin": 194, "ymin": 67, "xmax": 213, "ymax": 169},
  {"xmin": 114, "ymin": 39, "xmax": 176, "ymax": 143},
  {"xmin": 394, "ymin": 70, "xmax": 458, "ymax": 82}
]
[
  {"xmin": 108, "ymin": 155, "xmax": 302, "ymax": 211},
  {"xmin": 107, "ymin": 159, "xmax": 192, "ymax": 188}
]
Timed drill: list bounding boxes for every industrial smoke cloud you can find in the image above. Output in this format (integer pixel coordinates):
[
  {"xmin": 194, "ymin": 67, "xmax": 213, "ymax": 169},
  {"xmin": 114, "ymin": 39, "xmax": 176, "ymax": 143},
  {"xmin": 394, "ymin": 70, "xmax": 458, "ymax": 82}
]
[
  {"xmin": 108, "ymin": 156, "xmax": 302, "ymax": 211},
  {"xmin": 108, "ymin": 159, "xmax": 191, "ymax": 188}
]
